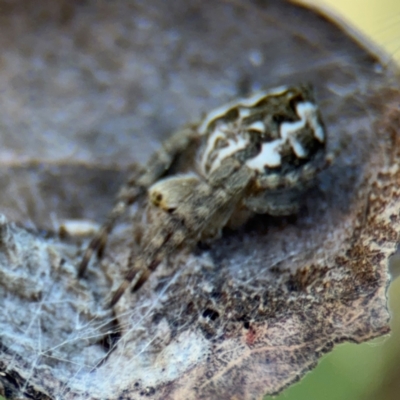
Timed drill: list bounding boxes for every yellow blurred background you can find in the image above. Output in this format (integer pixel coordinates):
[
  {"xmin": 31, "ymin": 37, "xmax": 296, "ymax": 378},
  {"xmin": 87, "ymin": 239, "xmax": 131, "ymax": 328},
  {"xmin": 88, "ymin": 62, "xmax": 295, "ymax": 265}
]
[
  {"xmin": 315, "ymin": 0, "xmax": 400, "ymax": 61},
  {"xmin": 268, "ymin": 1, "xmax": 400, "ymax": 399}
]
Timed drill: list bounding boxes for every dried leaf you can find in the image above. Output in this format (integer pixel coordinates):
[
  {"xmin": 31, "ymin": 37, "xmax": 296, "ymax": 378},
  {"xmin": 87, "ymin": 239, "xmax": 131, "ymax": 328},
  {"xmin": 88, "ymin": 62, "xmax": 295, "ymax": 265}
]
[{"xmin": 0, "ymin": 0, "xmax": 399, "ymax": 399}]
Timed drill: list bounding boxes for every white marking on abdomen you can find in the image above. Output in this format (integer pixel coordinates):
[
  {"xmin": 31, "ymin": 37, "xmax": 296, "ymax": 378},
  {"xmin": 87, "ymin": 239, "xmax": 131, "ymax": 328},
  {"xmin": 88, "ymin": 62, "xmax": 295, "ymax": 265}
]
[
  {"xmin": 247, "ymin": 121, "xmax": 265, "ymax": 133},
  {"xmin": 246, "ymin": 139, "xmax": 284, "ymax": 171},
  {"xmin": 198, "ymin": 86, "xmax": 288, "ymax": 135},
  {"xmin": 280, "ymin": 101, "xmax": 325, "ymax": 158},
  {"xmin": 280, "ymin": 119, "xmax": 307, "ymax": 158},
  {"xmin": 209, "ymin": 136, "xmax": 249, "ymax": 173},
  {"xmin": 200, "ymin": 127, "xmax": 227, "ymax": 173},
  {"xmin": 296, "ymin": 102, "xmax": 325, "ymax": 142}
]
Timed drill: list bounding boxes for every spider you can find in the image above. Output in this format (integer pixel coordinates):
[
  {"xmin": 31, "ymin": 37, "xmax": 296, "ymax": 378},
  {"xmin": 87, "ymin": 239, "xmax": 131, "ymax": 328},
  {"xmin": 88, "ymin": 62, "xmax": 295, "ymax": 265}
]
[{"xmin": 77, "ymin": 84, "xmax": 327, "ymax": 306}]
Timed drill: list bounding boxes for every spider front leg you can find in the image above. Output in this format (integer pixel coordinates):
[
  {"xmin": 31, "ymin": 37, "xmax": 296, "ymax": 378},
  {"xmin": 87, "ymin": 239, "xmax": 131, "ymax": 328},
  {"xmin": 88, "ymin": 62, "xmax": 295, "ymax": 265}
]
[
  {"xmin": 110, "ymin": 160, "xmax": 255, "ymax": 306},
  {"xmin": 77, "ymin": 126, "xmax": 198, "ymax": 278}
]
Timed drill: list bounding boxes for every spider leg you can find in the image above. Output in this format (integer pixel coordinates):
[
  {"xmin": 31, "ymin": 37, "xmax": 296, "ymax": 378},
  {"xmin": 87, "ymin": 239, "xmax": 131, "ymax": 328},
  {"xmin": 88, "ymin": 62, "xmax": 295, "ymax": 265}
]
[
  {"xmin": 78, "ymin": 126, "xmax": 197, "ymax": 278},
  {"xmin": 109, "ymin": 221, "xmax": 180, "ymax": 307},
  {"xmin": 77, "ymin": 167, "xmax": 144, "ymax": 278},
  {"xmin": 109, "ymin": 160, "xmax": 255, "ymax": 306}
]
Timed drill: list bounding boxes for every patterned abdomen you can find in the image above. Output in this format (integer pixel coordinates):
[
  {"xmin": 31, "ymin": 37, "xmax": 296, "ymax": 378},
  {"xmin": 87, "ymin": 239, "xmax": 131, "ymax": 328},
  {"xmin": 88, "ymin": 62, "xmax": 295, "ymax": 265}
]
[{"xmin": 197, "ymin": 85, "xmax": 326, "ymax": 184}]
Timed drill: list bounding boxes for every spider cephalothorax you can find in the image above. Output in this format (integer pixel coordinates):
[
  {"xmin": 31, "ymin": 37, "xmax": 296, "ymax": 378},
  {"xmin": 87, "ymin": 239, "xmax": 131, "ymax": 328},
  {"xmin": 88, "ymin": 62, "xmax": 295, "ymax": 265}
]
[{"xmin": 78, "ymin": 84, "xmax": 327, "ymax": 306}]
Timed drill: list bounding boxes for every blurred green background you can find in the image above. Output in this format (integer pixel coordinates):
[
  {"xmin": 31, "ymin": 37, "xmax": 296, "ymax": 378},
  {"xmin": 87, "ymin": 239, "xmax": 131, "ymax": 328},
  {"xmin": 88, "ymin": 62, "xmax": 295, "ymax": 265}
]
[
  {"xmin": 268, "ymin": 3, "xmax": 400, "ymax": 400},
  {"xmin": 0, "ymin": 1, "xmax": 399, "ymax": 399}
]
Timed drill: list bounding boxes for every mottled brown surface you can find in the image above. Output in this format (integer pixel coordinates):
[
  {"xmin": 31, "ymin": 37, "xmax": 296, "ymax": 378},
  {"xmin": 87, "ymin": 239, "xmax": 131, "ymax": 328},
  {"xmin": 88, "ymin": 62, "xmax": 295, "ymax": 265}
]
[{"xmin": 0, "ymin": 0, "xmax": 399, "ymax": 399}]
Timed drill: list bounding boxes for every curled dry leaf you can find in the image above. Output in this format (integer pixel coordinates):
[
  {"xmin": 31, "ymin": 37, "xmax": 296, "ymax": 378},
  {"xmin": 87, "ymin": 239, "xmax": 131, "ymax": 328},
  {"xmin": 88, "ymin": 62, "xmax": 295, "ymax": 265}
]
[{"xmin": 0, "ymin": 0, "xmax": 399, "ymax": 399}]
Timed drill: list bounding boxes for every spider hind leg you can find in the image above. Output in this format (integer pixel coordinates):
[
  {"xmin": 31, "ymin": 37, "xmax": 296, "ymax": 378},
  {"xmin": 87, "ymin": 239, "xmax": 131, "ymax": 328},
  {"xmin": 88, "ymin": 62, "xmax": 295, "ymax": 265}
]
[{"xmin": 77, "ymin": 127, "xmax": 197, "ymax": 278}]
